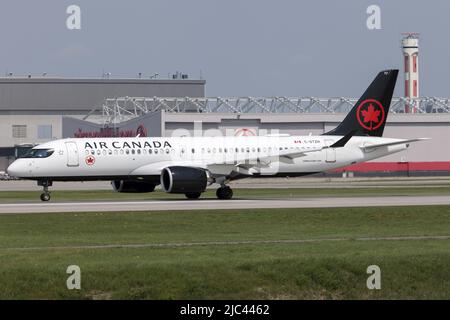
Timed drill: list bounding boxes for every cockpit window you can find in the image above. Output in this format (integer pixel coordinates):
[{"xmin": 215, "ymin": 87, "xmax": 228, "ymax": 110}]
[{"xmin": 21, "ymin": 148, "xmax": 54, "ymax": 158}]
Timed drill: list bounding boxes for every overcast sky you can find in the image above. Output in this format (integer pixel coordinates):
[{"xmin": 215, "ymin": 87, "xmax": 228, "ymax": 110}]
[{"xmin": 0, "ymin": 0, "xmax": 448, "ymax": 97}]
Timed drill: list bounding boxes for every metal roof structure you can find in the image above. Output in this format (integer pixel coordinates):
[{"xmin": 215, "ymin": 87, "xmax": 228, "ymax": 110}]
[{"xmin": 92, "ymin": 96, "xmax": 450, "ymax": 125}]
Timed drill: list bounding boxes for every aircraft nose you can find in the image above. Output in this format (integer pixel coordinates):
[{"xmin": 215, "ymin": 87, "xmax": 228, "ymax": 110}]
[{"xmin": 6, "ymin": 161, "xmax": 24, "ymax": 178}]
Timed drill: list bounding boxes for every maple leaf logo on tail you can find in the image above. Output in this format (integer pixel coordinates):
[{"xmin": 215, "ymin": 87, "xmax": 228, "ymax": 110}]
[{"xmin": 356, "ymin": 99, "xmax": 385, "ymax": 131}]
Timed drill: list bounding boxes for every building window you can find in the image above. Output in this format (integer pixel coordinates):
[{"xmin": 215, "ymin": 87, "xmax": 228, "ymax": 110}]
[
  {"xmin": 37, "ymin": 125, "xmax": 52, "ymax": 140},
  {"xmin": 12, "ymin": 125, "xmax": 27, "ymax": 138}
]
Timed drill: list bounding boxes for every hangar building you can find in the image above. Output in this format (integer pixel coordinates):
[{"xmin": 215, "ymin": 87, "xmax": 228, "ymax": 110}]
[{"xmin": 0, "ymin": 76, "xmax": 205, "ymax": 171}]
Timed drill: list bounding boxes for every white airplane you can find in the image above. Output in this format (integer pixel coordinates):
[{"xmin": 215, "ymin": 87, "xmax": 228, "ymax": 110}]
[{"xmin": 7, "ymin": 69, "xmax": 428, "ymax": 201}]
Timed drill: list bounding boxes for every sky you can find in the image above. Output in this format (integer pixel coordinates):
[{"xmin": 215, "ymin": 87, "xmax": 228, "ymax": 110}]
[{"xmin": 0, "ymin": 0, "xmax": 448, "ymax": 97}]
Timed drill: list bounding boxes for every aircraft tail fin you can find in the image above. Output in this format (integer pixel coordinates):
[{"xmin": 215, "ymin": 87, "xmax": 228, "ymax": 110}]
[{"xmin": 324, "ymin": 69, "xmax": 398, "ymax": 137}]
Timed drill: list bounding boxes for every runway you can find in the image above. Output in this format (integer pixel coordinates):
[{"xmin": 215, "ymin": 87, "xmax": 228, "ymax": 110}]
[
  {"xmin": 2, "ymin": 176, "xmax": 450, "ymax": 191},
  {"xmin": 2, "ymin": 194, "xmax": 450, "ymax": 214}
]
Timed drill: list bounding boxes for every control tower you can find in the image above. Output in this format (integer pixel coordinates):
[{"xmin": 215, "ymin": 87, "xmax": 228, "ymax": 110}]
[{"xmin": 401, "ymin": 33, "xmax": 419, "ymax": 113}]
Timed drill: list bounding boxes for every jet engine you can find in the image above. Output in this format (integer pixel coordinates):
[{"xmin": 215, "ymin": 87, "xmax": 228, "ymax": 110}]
[
  {"xmin": 111, "ymin": 180, "xmax": 156, "ymax": 193},
  {"xmin": 160, "ymin": 166, "xmax": 207, "ymax": 193}
]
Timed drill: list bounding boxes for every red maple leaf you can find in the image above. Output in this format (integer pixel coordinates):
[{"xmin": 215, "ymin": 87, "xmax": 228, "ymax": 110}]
[
  {"xmin": 361, "ymin": 104, "xmax": 380, "ymax": 125},
  {"xmin": 86, "ymin": 156, "xmax": 95, "ymax": 164}
]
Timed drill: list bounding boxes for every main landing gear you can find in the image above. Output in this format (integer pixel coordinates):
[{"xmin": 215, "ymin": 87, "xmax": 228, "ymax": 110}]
[
  {"xmin": 216, "ymin": 186, "xmax": 233, "ymax": 200},
  {"xmin": 38, "ymin": 180, "xmax": 52, "ymax": 202}
]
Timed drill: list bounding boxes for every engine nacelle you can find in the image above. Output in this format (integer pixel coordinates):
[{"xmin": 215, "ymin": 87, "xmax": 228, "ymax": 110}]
[
  {"xmin": 160, "ymin": 166, "xmax": 207, "ymax": 193},
  {"xmin": 112, "ymin": 180, "xmax": 156, "ymax": 193}
]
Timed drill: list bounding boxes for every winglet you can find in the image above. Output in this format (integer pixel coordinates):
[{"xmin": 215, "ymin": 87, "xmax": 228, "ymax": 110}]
[{"xmin": 329, "ymin": 130, "xmax": 357, "ymax": 148}]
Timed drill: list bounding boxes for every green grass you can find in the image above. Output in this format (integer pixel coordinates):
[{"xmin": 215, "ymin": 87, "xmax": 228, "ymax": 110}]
[
  {"xmin": 0, "ymin": 206, "xmax": 449, "ymax": 299},
  {"xmin": 2, "ymin": 185, "xmax": 450, "ymax": 203}
]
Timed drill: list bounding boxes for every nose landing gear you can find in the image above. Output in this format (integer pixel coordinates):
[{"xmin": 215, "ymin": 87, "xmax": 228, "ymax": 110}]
[{"xmin": 38, "ymin": 180, "xmax": 52, "ymax": 202}]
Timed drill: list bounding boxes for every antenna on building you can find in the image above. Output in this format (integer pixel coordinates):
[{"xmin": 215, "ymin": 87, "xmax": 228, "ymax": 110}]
[{"xmin": 401, "ymin": 32, "xmax": 420, "ymax": 113}]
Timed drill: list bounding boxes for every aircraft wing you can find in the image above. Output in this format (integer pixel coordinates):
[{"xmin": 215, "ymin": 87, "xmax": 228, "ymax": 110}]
[{"xmin": 360, "ymin": 138, "xmax": 429, "ymax": 152}]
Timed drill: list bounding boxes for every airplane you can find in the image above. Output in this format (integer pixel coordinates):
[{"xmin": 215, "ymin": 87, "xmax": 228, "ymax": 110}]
[{"xmin": 7, "ymin": 69, "xmax": 428, "ymax": 201}]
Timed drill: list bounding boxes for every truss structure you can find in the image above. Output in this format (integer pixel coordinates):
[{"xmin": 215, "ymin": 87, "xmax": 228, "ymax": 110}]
[{"xmin": 90, "ymin": 96, "xmax": 450, "ymax": 124}]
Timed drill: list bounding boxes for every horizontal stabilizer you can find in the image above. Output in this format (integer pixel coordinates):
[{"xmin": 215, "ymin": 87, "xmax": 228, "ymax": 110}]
[{"xmin": 360, "ymin": 138, "xmax": 429, "ymax": 151}]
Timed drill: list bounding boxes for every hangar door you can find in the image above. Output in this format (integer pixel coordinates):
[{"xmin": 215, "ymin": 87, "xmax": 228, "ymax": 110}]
[{"xmin": 65, "ymin": 141, "xmax": 79, "ymax": 167}]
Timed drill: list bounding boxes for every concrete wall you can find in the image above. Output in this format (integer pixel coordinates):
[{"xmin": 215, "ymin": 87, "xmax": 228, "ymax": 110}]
[
  {"xmin": 0, "ymin": 114, "xmax": 62, "ymax": 147},
  {"xmin": 0, "ymin": 78, "xmax": 205, "ymax": 112},
  {"xmin": 0, "ymin": 78, "xmax": 205, "ymax": 148}
]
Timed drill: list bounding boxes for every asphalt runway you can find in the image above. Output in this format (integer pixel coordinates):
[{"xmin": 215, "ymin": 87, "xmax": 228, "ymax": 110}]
[
  {"xmin": 2, "ymin": 195, "xmax": 450, "ymax": 214},
  {"xmin": 2, "ymin": 176, "xmax": 450, "ymax": 191}
]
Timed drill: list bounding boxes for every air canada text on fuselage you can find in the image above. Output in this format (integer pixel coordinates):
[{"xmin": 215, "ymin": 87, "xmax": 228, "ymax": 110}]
[{"xmin": 84, "ymin": 140, "xmax": 172, "ymax": 149}]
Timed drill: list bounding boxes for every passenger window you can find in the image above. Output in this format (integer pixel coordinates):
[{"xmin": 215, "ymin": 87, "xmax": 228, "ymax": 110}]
[
  {"xmin": 108, "ymin": 150, "xmax": 112, "ymax": 155},
  {"xmin": 192, "ymin": 148, "xmax": 195, "ymax": 153},
  {"xmin": 97, "ymin": 150, "xmax": 101, "ymax": 155},
  {"xmin": 154, "ymin": 149, "xmax": 158, "ymax": 154},
  {"xmin": 102, "ymin": 150, "xmax": 106, "ymax": 155},
  {"xmin": 131, "ymin": 149, "xmax": 135, "ymax": 155},
  {"xmin": 126, "ymin": 150, "xmax": 130, "ymax": 155},
  {"xmin": 120, "ymin": 149, "xmax": 124, "ymax": 155},
  {"xmin": 148, "ymin": 149, "xmax": 152, "ymax": 154},
  {"xmin": 166, "ymin": 149, "xmax": 170, "ymax": 154}
]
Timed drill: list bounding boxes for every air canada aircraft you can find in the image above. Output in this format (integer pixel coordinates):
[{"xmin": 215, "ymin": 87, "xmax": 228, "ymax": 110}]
[{"xmin": 7, "ymin": 69, "xmax": 428, "ymax": 201}]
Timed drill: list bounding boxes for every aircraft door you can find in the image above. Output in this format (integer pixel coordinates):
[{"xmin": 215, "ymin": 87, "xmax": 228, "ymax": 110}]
[
  {"xmin": 65, "ymin": 141, "xmax": 79, "ymax": 167},
  {"xmin": 325, "ymin": 139, "xmax": 336, "ymax": 163}
]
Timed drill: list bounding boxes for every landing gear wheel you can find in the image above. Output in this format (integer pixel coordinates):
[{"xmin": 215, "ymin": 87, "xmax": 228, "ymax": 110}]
[
  {"xmin": 38, "ymin": 180, "xmax": 52, "ymax": 202},
  {"xmin": 40, "ymin": 193, "xmax": 51, "ymax": 202},
  {"xmin": 185, "ymin": 192, "xmax": 201, "ymax": 199},
  {"xmin": 216, "ymin": 186, "xmax": 233, "ymax": 200}
]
